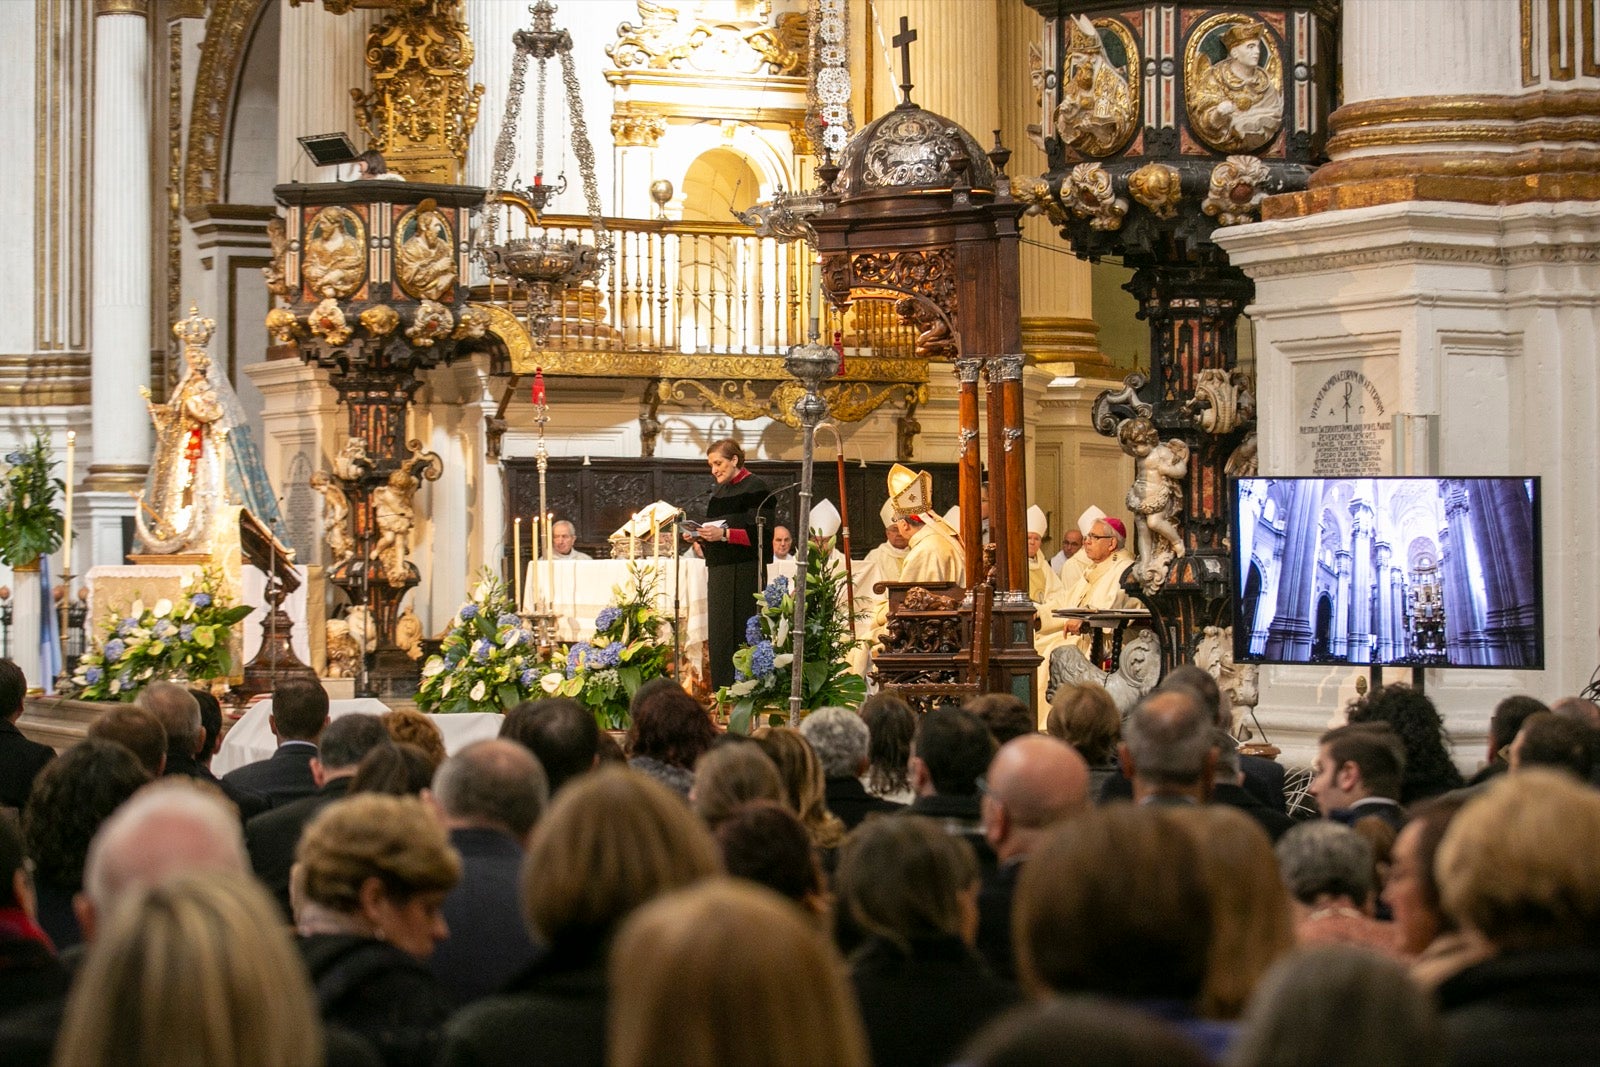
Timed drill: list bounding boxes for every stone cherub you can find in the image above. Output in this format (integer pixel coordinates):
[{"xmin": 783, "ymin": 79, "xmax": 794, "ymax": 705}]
[
  {"xmin": 308, "ymin": 470, "xmax": 355, "ymax": 570},
  {"xmin": 1125, "ymin": 433, "xmax": 1190, "ymax": 595}
]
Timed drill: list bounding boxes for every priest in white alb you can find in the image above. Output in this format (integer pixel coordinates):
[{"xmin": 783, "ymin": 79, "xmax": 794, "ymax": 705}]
[
  {"xmin": 1026, "ymin": 505, "xmax": 1066, "ymax": 607},
  {"xmin": 1055, "ymin": 505, "xmax": 1106, "ymax": 589},
  {"xmin": 1055, "ymin": 515, "xmax": 1137, "ymax": 658},
  {"xmin": 852, "ymin": 500, "xmax": 909, "ymax": 616}
]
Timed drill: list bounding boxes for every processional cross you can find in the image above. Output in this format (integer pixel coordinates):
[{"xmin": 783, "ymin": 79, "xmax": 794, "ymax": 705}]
[{"xmin": 893, "ymin": 16, "xmax": 918, "ymax": 106}]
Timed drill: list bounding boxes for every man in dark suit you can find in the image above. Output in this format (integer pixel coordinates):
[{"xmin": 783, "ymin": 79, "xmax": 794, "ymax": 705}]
[
  {"xmin": 425, "ymin": 739, "xmax": 547, "ymax": 1004},
  {"xmin": 135, "ymin": 682, "xmax": 266, "ymax": 819},
  {"xmin": 0, "ymin": 660, "xmax": 53, "ymax": 811},
  {"xmin": 499, "ymin": 696, "xmax": 597, "ymax": 795},
  {"xmin": 1118, "ymin": 688, "xmax": 1216, "ymax": 807},
  {"xmin": 904, "ymin": 706, "xmax": 998, "ymax": 875},
  {"xmin": 222, "ymin": 677, "xmax": 330, "ymax": 807},
  {"xmin": 976, "ymin": 734, "xmax": 1090, "ymax": 981},
  {"xmin": 799, "ymin": 706, "xmax": 901, "ymax": 829},
  {"xmin": 1211, "ymin": 732, "xmax": 1295, "ymax": 841},
  {"xmin": 244, "ymin": 712, "xmax": 390, "ymax": 916},
  {"xmin": 1309, "ymin": 721, "xmax": 1407, "ymax": 832}
]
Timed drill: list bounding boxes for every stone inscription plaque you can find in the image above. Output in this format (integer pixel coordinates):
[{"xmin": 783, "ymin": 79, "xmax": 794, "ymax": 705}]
[{"xmin": 1296, "ymin": 365, "xmax": 1392, "ymax": 476}]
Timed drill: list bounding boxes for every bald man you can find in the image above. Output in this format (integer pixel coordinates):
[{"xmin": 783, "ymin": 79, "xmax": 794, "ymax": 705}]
[{"xmin": 976, "ymin": 734, "xmax": 1091, "ymax": 980}]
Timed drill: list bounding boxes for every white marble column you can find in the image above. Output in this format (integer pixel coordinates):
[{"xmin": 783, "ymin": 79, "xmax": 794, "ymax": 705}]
[
  {"xmin": 276, "ymin": 0, "xmax": 372, "ymax": 183},
  {"xmin": 83, "ymin": 0, "xmax": 153, "ymax": 567},
  {"xmin": 463, "ymin": 0, "xmax": 523, "ymax": 190}
]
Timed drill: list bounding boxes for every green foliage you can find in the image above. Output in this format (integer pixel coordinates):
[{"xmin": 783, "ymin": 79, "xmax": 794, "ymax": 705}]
[
  {"xmin": 0, "ymin": 435, "xmax": 64, "ymax": 568},
  {"xmin": 417, "ymin": 573, "xmax": 555, "ymax": 715},
  {"xmin": 66, "ymin": 570, "xmax": 253, "ymax": 701},
  {"xmin": 553, "ymin": 563, "xmax": 673, "ymax": 731},
  {"xmin": 717, "ymin": 546, "xmax": 865, "ymax": 735}
]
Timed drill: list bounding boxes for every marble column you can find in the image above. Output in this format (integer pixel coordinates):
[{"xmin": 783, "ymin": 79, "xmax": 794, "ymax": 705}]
[
  {"xmin": 1264, "ymin": 481, "xmax": 1321, "ymax": 661},
  {"xmin": 83, "ymin": 0, "xmax": 153, "ymax": 567},
  {"xmin": 1374, "ymin": 542, "xmax": 1393, "ymax": 661},
  {"xmin": 1331, "ymin": 550, "xmax": 1350, "ymax": 657},
  {"xmin": 1347, "ymin": 500, "xmax": 1374, "ymax": 664},
  {"xmin": 463, "ymin": 0, "xmax": 522, "ymax": 190},
  {"xmin": 276, "ymin": 0, "xmax": 372, "ymax": 184}
]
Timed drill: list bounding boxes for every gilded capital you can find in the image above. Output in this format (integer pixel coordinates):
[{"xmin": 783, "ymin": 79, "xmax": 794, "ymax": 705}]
[
  {"xmin": 95, "ymin": 0, "xmax": 149, "ymax": 15},
  {"xmin": 611, "ymin": 110, "xmax": 666, "ymax": 149}
]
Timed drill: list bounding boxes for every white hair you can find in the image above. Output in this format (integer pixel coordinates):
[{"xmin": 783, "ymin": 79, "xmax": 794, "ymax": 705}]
[{"xmin": 83, "ymin": 779, "xmax": 248, "ymax": 915}]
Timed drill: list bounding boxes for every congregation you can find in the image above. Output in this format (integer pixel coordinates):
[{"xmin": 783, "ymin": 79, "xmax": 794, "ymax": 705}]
[{"xmin": 2, "ymin": 656, "xmax": 1600, "ymax": 1066}]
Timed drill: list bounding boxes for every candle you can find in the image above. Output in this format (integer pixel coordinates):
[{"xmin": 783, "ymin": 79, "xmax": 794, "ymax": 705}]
[
  {"xmin": 512, "ymin": 517, "xmax": 522, "ymax": 612},
  {"xmin": 532, "ymin": 367, "xmax": 546, "ymax": 406},
  {"xmin": 61, "ymin": 431, "xmax": 75, "ymax": 580},
  {"xmin": 529, "ymin": 516, "xmax": 540, "ymax": 611},
  {"xmin": 649, "ymin": 514, "xmax": 659, "ymax": 564},
  {"xmin": 544, "ymin": 511, "xmax": 554, "ymax": 609}
]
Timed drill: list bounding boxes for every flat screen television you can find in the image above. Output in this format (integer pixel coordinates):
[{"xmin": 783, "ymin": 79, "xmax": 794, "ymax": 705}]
[{"xmin": 1230, "ymin": 477, "xmax": 1542, "ymax": 669}]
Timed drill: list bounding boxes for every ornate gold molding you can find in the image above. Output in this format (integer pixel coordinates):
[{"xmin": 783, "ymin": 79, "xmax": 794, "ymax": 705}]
[
  {"xmin": 94, "ymin": 0, "xmax": 148, "ymax": 15},
  {"xmin": 169, "ymin": 0, "xmax": 205, "ymax": 18},
  {"xmin": 82, "ymin": 464, "xmax": 151, "ymax": 493},
  {"xmin": 611, "ymin": 108, "xmax": 666, "ymax": 149},
  {"xmin": 184, "ymin": 0, "xmax": 256, "ymax": 210},
  {"xmin": 660, "ymin": 379, "xmax": 925, "ymax": 428},
  {"xmin": 1020, "ymin": 317, "xmax": 1107, "ymax": 370},
  {"xmin": 0, "ymin": 354, "xmax": 92, "ymax": 407},
  {"xmin": 1329, "ymin": 90, "xmax": 1600, "ymax": 129}
]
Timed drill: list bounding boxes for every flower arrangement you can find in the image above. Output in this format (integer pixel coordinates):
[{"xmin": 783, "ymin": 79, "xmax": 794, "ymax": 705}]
[
  {"xmin": 551, "ymin": 562, "xmax": 673, "ymax": 731},
  {"xmin": 418, "ymin": 574, "xmax": 552, "ymax": 715},
  {"xmin": 66, "ymin": 570, "xmax": 252, "ymax": 701},
  {"xmin": 0, "ymin": 434, "xmax": 64, "ymax": 568},
  {"xmin": 718, "ymin": 548, "xmax": 865, "ymax": 734}
]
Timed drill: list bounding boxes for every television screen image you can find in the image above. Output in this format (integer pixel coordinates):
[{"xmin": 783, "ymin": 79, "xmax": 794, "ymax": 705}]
[{"xmin": 1231, "ymin": 477, "xmax": 1542, "ymax": 669}]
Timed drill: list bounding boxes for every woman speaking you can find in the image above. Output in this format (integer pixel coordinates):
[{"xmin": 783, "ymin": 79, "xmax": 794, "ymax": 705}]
[{"xmin": 685, "ymin": 439, "xmax": 771, "ymax": 689}]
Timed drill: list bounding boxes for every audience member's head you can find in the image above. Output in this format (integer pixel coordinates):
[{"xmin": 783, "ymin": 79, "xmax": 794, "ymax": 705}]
[
  {"xmin": 133, "ymin": 682, "xmax": 203, "ymax": 764},
  {"xmin": 963, "ymin": 693, "xmax": 1035, "ymax": 745},
  {"xmin": 0, "ymin": 658, "xmax": 27, "ymax": 721},
  {"xmin": 295, "ymin": 793, "xmax": 460, "ymax": 959},
  {"xmin": 1551, "ymin": 695, "xmax": 1600, "ymax": 730},
  {"xmin": 1310, "ymin": 722, "xmax": 1406, "ymax": 814},
  {"xmin": 348, "ymin": 741, "xmax": 436, "ymax": 796},
  {"xmin": 691, "ymin": 743, "xmax": 783, "ymax": 831},
  {"xmin": 190, "ymin": 689, "xmax": 224, "ymax": 765},
  {"xmin": 1, "ymin": 810, "xmax": 32, "ymax": 915},
  {"xmin": 715, "ymin": 801, "xmax": 825, "ymax": 918},
  {"xmin": 961, "ymin": 996, "xmax": 1210, "ymax": 1067},
  {"xmin": 312, "ymin": 713, "xmax": 392, "ymax": 780},
  {"xmin": 1346, "ymin": 684, "xmax": 1463, "ymax": 802},
  {"xmin": 1437, "ymin": 769, "xmax": 1600, "ymax": 952},
  {"xmin": 1509, "ymin": 711, "xmax": 1594, "ymax": 779},
  {"xmin": 1230, "ymin": 946, "xmax": 1446, "ymax": 1067},
  {"xmin": 55, "ymin": 872, "xmax": 324, "ymax": 1067},
  {"xmin": 859, "ymin": 691, "xmax": 917, "ymax": 797},
  {"xmin": 77, "ymin": 778, "xmax": 248, "ymax": 940},
  {"xmin": 981, "ymin": 734, "xmax": 1090, "ymax": 862},
  {"xmin": 1488, "ymin": 694, "xmax": 1549, "ymax": 761},
  {"xmin": 1118, "ymin": 688, "xmax": 1216, "ymax": 800},
  {"xmin": 1159, "ymin": 664, "xmax": 1225, "ymax": 726},
  {"xmin": 836, "ymin": 815, "xmax": 979, "ymax": 953},
  {"xmin": 87, "ymin": 706, "xmax": 167, "ymax": 776},
  {"xmin": 754, "ymin": 727, "xmax": 844, "ymax": 849},
  {"xmin": 23, "ymin": 738, "xmax": 151, "ymax": 892},
  {"xmin": 798, "ymin": 706, "xmax": 871, "ymax": 779},
  {"xmin": 1382, "ymin": 793, "xmax": 1471, "ymax": 957},
  {"xmin": 381, "ymin": 708, "xmax": 447, "ymax": 771},
  {"xmin": 1171, "ymin": 805, "xmax": 1294, "ymax": 1020},
  {"xmin": 1015, "ymin": 806, "xmax": 1210, "ymax": 1004},
  {"xmin": 1044, "ymin": 682, "xmax": 1120, "ymax": 766},
  {"xmin": 596, "ymin": 730, "xmax": 627, "ymax": 764},
  {"xmin": 1276, "ymin": 819, "xmax": 1376, "ymax": 910},
  {"xmin": 430, "ymin": 739, "xmax": 548, "ymax": 841},
  {"xmin": 911, "ymin": 706, "xmax": 996, "ymax": 798},
  {"xmin": 628, "ymin": 684, "xmax": 717, "ymax": 771},
  {"xmin": 269, "ymin": 677, "xmax": 329, "ymax": 743},
  {"xmin": 609, "ymin": 879, "xmax": 869, "ymax": 1067},
  {"xmin": 522, "ymin": 766, "xmax": 719, "ymax": 949},
  {"xmin": 500, "ymin": 697, "xmax": 599, "ymax": 793}
]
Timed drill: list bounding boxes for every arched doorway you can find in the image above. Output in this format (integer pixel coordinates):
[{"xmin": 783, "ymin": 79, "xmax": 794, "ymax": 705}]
[
  {"xmin": 1312, "ymin": 592, "xmax": 1334, "ymax": 661},
  {"xmin": 678, "ymin": 148, "xmax": 763, "ymax": 352}
]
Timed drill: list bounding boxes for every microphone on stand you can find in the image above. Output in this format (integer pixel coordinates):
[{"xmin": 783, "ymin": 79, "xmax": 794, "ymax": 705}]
[{"xmin": 754, "ymin": 481, "xmax": 800, "ymax": 591}]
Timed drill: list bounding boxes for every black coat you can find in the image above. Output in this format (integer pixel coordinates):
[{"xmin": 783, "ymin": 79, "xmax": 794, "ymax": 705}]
[
  {"xmin": 1211, "ymin": 781, "xmax": 1296, "ymax": 842},
  {"xmin": 301, "ymin": 933, "xmax": 455, "ymax": 1067},
  {"xmin": 1437, "ymin": 946, "xmax": 1600, "ymax": 1067},
  {"xmin": 850, "ymin": 935, "xmax": 1019, "ymax": 1067},
  {"xmin": 824, "ymin": 775, "xmax": 902, "ymax": 830},
  {"xmin": 974, "ymin": 858, "xmax": 1022, "ymax": 983},
  {"xmin": 246, "ymin": 777, "xmax": 351, "ymax": 917},
  {"xmin": 438, "ymin": 936, "xmax": 610, "ymax": 1067},
  {"xmin": 0, "ymin": 719, "xmax": 53, "ymax": 811},
  {"xmin": 163, "ymin": 750, "xmax": 268, "ymax": 819},
  {"xmin": 222, "ymin": 741, "xmax": 319, "ymax": 808},
  {"xmin": 430, "ymin": 827, "xmax": 537, "ymax": 1005},
  {"xmin": 699, "ymin": 470, "xmax": 771, "ymax": 689}
]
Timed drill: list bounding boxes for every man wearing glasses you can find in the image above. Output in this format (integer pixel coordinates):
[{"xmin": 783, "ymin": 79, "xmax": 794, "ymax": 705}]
[{"xmin": 1055, "ymin": 516, "xmax": 1136, "ymax": 657}]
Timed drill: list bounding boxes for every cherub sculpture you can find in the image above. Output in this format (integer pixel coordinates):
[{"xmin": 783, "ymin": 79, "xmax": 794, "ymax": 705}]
[
  {"xmin": 308, "ymin": 471, "xmax": 355, "ymax": 570},
  {"xmin": 1126, "ymin": 437, "xmax": 1190, "ymax": 595}
]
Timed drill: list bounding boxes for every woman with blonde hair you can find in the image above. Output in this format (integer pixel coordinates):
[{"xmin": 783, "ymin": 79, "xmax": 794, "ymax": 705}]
[
  {"xmin": 439, "ymin": 766, "xmax": 721, "ymax": 1067},
  {"xmin": 690, "ymin": 742, "xmax": 784, "ymax": 831},
  {"xmin": 294, "ymin": 793, "xmax": 460, "ymax": 1067},
  {"xmin": 609, "ymin": 878, "xmax": 869, "ymax": 1067},
  {"xmin": 754, "ymin": 727, "xmax": 845, "ymax": 850},
  {"xmin": 1169, "ymin": 805, "xmax": 1294, "ymax": 1019},
  {"xmin": 380, "ymin": 708, "xmax": 448, "ymax": 770},
  {"xmin": 55, "ymin": 870, "xmax": 325, "ymax": 1067}
]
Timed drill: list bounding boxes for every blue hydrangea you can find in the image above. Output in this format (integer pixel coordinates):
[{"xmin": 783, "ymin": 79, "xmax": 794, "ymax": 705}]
[
  {"xmin": 84, "ymin": 666, "xmax": 102, "ymax": 684},
  {"xmin": 104, "ymin": 639, "xmax": 127, "ymax": 663},
  {"xmin": 566, "ymin": 645, "xmax": 586, "ymax": 677},
  {"xmin": 189, "ymin": 592, "xmax": 212, "ymax": 608},
  {"xmin": 117, "ymin": 617, "xmax": 139, "ymax": 636},
  {"xmin": 178, "ymin": 624, "xmax": 195, "ymax": 642},
  {"xmin": 152, "ymin": 620, "xmax": 175, "ymax": 639},
  {"xmin": 472, "ymin": 638, "xmax": 493, "ymax": 662},
  {"xmin": 444, "ymin": 652, "xmax": 461, "ymax": 669},
  {"xmin": 520, "ymin": 668, "xmax": 538, "ymax": 687},
  {"xmin": 497, "ymin": 613, "xmax": 521, "ymax": 628},
  {"xmin": 3, "ymin": 452, "xmax": 21, "ymax": 466},
  {"xmin": 750, "ymin": 640, "xmax": 776, "ymax": 678},
  {"xmin": 594, "ymin": 606, "xmax": 622, "ymax": 633},
  {"xmin": 762, "ymin": 576, "xmax": 789, "ymax": 609},
  {"xmin": 587, "ymin": 641, "xmax": 624, "ymax": 669},
  {"xmin": 460, "ymin": 603, "xmax": 478, "ymax": 620},
  {"xmin": 745, "ymin": 615, "xmax": 763, "ymax": 644},
  {"xmin": 734, "ymin": 665, "xmax": 749, "ymax": 683}
]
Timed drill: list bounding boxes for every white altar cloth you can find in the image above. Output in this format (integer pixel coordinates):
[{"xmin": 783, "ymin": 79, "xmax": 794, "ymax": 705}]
[
  {"xmin": 522, "ymin": 558, "xmax": 710, "ymax": 651},
  {"xmin": 212, "ymin": 697, "xmax": 503, "ymax": 776}
]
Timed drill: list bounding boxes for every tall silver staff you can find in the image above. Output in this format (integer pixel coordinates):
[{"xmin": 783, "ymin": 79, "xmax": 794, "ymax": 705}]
[{"xmin": 783, "ymin": 338, "xmax": 841, "ymax": 724}]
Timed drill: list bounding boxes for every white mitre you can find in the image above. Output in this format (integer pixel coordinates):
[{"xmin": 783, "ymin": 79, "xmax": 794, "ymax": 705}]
[
  {"xmin": 1077, "ymin": 504, "xmax": 1108, "ymax": 537},
  {"xmin": 809, "ymin": 498, "xmax": 841, "ymax": 539},
  {"xmin": 1027, "ymin": 505, "xmax": 1048, "ymax": 537}
]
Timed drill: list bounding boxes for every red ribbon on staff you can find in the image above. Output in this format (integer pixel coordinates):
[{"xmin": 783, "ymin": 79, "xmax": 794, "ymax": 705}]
[{"xmin": 532, "ymin": 367, "xmax": 546, "ymax": 405}]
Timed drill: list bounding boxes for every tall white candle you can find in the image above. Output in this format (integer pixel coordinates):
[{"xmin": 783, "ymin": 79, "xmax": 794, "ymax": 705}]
[
  {"xmin": 512, "ymin": 517, "xmax": 522, "ymax": 612},
  {"xmin": 544, "ymin": 511, "xmax": 554, "ymax": 613},
  {"xmin": 529, "ymin": 516, "xmax": 540, "ymax": 611},
  {"xmin": 61, "ymin": 431, "xmax": 75, "ymax": 579}
]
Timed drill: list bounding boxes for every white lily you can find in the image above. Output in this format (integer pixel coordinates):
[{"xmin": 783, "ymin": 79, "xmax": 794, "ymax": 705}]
[
  {"xmin": 152, "ymin": 598, "xmax": 173, "ymax": 619},
  {"xmin": 539, "ymin": 672, "xmax": 564, "ymax": 694}
]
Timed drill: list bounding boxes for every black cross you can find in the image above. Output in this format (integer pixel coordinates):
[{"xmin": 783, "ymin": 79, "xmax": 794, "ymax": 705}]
[{"xmin": 893, "ymin": 16, "xmax": 918, "ymax": 105}]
